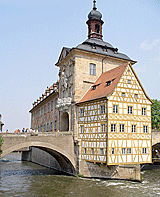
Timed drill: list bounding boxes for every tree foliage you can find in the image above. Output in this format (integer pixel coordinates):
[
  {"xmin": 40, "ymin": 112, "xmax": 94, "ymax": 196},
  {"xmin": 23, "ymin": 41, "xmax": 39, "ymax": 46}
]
[
  {"xmin": 0, "ymin": 136, "xmax": 3, "ymax": 155},
  {"xmin": 151, "ymin": 99, "xmax": 160, "ymax": 130}
]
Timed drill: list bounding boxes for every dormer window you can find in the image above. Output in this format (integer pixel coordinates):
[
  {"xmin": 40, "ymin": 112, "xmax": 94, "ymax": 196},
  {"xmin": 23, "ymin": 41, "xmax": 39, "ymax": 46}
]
[
  {"xmin": 92, "ymin": 45, "xmax": 96, "ymax": 49},
  {"xmin": 106, "ymin": 81, "xmax": 112, "ymax": 86},
  {"xmin": 92, "ymin": 84, "xmax": 100, "ymax": 90},
  {"xmin": 95, "ymin": 24, "xmax": 100, "ymax": 33}
]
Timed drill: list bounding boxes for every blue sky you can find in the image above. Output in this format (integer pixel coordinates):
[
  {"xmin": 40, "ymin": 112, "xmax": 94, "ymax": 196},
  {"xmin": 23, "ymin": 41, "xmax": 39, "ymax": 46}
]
[{"xmin": 0, "ymin": 0, "xmax": 160, "ymax": 131}]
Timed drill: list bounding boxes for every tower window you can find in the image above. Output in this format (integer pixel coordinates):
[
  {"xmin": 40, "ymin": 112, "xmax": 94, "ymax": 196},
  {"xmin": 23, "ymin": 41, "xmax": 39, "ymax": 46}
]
[
  {"xmin": 63, "ymin": 90, "xmax": 65, "ymax": 98},
  {"xmin": 69, "ymin": 87, "xmax": 71, "ymax": 97},
  {"xmin": 95, "ymin": 24, "xmax": 100, "ymax": 33},
  {"xmin": 90, "ymin": 63, "xmax": 96, "ymax": 75}
]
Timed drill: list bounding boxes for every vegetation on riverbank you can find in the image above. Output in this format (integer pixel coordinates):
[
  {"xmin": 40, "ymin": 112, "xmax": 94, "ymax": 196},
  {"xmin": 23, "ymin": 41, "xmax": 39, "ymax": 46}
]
[{"xmin": 151, "ymin": 99, "xmax": 160, "ymax": 130}]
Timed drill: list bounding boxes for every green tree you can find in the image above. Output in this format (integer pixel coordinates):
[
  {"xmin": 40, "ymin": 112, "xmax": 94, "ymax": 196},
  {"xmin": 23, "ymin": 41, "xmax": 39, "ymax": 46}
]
[
  {"xmin": 151, "ymin": 99, "xmax": 160, "ymax": 130},
  {"xmin": 0, "ymin": 136, "xmax": 3, "ymax": 155}
]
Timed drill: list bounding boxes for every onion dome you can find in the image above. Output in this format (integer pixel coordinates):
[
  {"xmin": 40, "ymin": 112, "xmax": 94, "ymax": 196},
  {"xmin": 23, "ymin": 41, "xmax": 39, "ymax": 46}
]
[{"xmin": 88, "ymin": 0, "xmax": 102, "ymax": 19}]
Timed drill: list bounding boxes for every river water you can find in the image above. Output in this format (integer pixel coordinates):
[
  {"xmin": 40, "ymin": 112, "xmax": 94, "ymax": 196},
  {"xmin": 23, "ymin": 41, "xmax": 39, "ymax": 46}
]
[{"xmin": 0, "ymin": 153, "xmax": 160, "ymax": 197}]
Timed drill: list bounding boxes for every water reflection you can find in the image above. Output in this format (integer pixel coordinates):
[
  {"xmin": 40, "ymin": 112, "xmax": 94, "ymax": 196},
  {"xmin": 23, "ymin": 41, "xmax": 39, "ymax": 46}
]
[{"xmin": 0, "ymin": 153, "xmax": 160, "ymax": 197}]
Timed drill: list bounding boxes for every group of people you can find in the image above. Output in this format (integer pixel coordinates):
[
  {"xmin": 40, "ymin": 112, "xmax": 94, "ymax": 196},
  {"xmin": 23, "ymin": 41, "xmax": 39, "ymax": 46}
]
[{"xmin": 15, "ymin": 128, "xmax": 39, "ymax": 133}]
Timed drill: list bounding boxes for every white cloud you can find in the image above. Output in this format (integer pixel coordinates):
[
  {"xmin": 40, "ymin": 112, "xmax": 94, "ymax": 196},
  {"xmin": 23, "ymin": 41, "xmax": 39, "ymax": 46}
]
[{"xmin": 140, "ymin": 39, "xmax": 160, "ymax": 50}]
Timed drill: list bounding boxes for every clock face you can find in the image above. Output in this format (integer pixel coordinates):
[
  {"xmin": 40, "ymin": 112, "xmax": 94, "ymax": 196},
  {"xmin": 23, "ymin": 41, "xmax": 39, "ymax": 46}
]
[{"xmin": 63, "ymin": 50, "xmax": 66, "ymax": 58}]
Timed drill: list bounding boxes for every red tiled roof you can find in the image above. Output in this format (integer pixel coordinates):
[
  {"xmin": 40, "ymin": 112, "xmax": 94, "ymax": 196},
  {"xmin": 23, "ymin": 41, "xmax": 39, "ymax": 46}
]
[{"xmin": 77, "ymin": 63, "xmax": 128, "ymax": 104}]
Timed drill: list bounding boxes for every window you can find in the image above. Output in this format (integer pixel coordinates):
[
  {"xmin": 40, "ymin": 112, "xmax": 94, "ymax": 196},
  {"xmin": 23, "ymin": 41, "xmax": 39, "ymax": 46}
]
[
  {"xmin": 80, "ymin": 109, "xmax": 84, "ymax": 117},
  {"xmin": 44, "ymin": 105, "xmax": 46, "ymax": 114},
  {"xmin": 44, "ymin": 124, "xmax": 46, "ymax": 132},
  {"xmin": 120, "ymin": 124, "xmax": 125, "ymax": 133},
  {"xmin": 122, "ymin": 148, "xmax": 126, "ymax": 154},
  {"xmin": 92, "ymin": 85, "xmax": 97, "ymax": 90},
  {"xmin": 113, "ymin": 105, "xmax": 118, "ymax": 113},
  {"xmin": 142, "ymin": 148, "xmax": 147, "ymax": 154},
  {"xmin": 69, "ymin": 87, "xmax": 71, "ymax": 97},
  {"xmin": 90, "ymin": 63, "xmax": 96, "ymax": 75},
  {"xmin": 63, "ymin": 90, "xmax": 65, "ymax": 98},
  {"xmin": 128, "ymin": 80, "xmax": 131, "ymax": 84},
  {"xmin": 54, "ymin": 121, "xmax": 57, "ymax": 130},
  {"xmin": 101, "ymin": 124, "xmax": 105, "ymax": 132},
  {"xmin": 100, "ymin": 105, "xmax": 105, "ymax": 114},
  {"xmin": 95, "ymin": 24, "xmax": 100, "ymax": 33},
  {"xmin": 128, "ymin": 106, "xmax": 133, "ymax": 114},
  {"xmin": 39, "ymin": 109, "xmax": 40, "ymax": 117},
  {"xmin": 84, "ymin": 148, "xmax": 86, "ymax": 155},
  {"xmin": 127, "ymin": 148, "xmax": 131, "ymax": 154},
  {"xmin": 142, "ymin": 108, "xmax": 146, "ymax": 116},
  {"xmin": 106, "ymin": 81, "xmax": 112, "ymax": 86},
  {"xmin": 80, "ymin": 125, "xmax": 84, "ymax": 133},
  {"xmin": 55, "ymin": 98, "xmax": 58, "ymax": 107},
  {"xmin": 41, "ymin": 125, "xmax": 42, "ymax": 132},
  {"xmin": 143, "ymin": 126, "xmax": 148, "ymax": 133},
  {"xmin": 100, "ymin": 148, "xmax": 104, "ymax": 155},
  {"xmin": 91, "ymin": 148, "xmax": 94, "ymax": 155},
  {"xmin": 51, "ymin": 101, "xmax": 53, "ymax": 111},
  {"xmin": 111, "ymin": 124, "xmax": 116, "ymax": 132},
  {"xmin": 69, "ymin": 65, "xmax": 72, "ymax": 76},
  {"xmin": 122, "ymin": 92, "xmax": 125, "ymax": 97},
  {"xmin": 135, "ymin": 94, "xmax": 138, "ymax": 98},
  {"xmin": 132, "ymin": 125, "xmax": 136, "ymax": 133},
  {"xmin": 48, "ymin": 103, "xmax": 50, "ymax": 113},
  {"xmin": 41, "ymin": 107, "xmax": 43, "ymax": 116},
  {"xmin": 112, "ymin": 148, "xmax": 115, "ymax": 155},
  {"xmin": 47, "ymin": 123, "xmax": 49, "ymax": 132},
  {"xmin": 50, "ymin": 122, "xmax": 53, "ymax": 131}
]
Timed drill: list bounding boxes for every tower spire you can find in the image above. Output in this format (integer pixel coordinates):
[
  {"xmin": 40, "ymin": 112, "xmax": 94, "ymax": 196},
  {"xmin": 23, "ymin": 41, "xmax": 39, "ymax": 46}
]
[{"xmin": 93, "ymin": 0, "xmax": 97, "ymax": 10}]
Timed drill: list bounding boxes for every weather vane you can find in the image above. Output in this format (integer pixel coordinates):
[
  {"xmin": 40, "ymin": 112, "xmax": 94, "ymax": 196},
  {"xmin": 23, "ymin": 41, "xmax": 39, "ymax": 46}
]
[{"xmin": 93, "ymin": 0, "xmax": 97, "ymax": 10}]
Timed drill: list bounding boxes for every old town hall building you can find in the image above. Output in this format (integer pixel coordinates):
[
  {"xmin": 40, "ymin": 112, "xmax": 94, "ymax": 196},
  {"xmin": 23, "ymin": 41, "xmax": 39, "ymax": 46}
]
[{"xmin": 30, "ymin": 1, "xmax": 152, "ymax": 179}]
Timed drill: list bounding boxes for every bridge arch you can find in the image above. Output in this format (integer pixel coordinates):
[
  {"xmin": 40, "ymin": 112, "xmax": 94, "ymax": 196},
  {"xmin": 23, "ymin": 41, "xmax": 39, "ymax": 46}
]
[{"xmin": 1, "ymin": 141, "xmax": 76, "ymax": 175}]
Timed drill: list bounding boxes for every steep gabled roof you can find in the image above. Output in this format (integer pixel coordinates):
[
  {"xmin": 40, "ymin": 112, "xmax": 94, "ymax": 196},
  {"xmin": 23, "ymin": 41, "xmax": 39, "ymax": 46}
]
[{"xmin": 77, "ymin": 63, "xmax": 128, "ymax": 104}]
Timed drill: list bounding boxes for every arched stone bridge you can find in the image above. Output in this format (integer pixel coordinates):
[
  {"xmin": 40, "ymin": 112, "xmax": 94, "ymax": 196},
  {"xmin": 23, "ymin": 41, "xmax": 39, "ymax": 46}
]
[{"xmin": 0, "ymin": 132, "xmax": 77, "ymax": 175}]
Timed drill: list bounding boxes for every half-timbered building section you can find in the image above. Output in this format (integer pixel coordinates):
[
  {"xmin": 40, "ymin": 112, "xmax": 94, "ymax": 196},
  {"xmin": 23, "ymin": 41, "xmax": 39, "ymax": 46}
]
[
  {"xmin": 29, "ymin": 82, "xmax": 59, "ymax": 132},
  {"xmin": 107, "ymin": 63, "xmax": 153, "ymax": 165},
  {"xmin": 78, "ymin": 99, "xmax": 107, "ymax": 163},
  {"xmin": 77, "ymin": 62, "xmax": 152, "ymax": 166}
]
